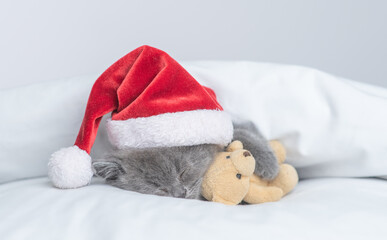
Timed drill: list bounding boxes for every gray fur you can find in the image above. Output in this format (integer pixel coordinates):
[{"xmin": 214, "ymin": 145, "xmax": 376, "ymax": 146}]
[
  {"xmin": 93, "ymin": 120, "xmax": 279, "ymax": 199},
  {"xmin": 93, "ymin": 144, "xmax": 220, "ymax": 199},
  {"xmin": 232, "ymin": 120, "xmax": 279, "ymax": 180}
]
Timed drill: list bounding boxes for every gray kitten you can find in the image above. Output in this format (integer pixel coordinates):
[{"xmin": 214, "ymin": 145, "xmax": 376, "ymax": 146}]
[{"xmin": 93, "ymin": 120, "xmax": 279, "ymax": 199}]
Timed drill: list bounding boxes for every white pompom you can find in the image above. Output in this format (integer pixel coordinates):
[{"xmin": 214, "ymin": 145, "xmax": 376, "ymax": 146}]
[{"xmin": 48, "ymin": 146, "xmax": 93, "ymax": 189}]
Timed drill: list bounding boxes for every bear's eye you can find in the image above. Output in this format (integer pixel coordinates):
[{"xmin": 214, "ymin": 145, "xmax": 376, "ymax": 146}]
[
  {"xmin": 236, "ymin": 173, "xmax": 241, "ymax": 179},
  {"xmin": 226, "ymin": 156, "xmax": 230, "ymax": 159}
]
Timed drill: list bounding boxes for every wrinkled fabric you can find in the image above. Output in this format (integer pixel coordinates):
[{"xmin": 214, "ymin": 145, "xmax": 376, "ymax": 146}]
[
  {"xmin": 0, "ymin": 177, "xmax": 386, "ymax": 240},
  {"xmin": 1, "ymin": 61, "xmax": 387, "ymax": 183},
  {"xmin": 183, "ymin": 61, "xmax": 387, "ymax": 179}
]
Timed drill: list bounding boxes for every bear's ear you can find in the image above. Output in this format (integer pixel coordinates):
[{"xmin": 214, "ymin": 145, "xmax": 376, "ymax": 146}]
[
  {"xmin": 226, "ymin": 140, "xmax": 244, "ymax": 152},
  {"xmin": 93, "ymin": 160, "xmax": 125, "ymax": 180}
]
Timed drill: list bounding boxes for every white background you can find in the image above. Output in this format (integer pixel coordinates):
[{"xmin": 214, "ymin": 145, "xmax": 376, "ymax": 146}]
[{"xmin": 0, "ymin": 0, "xmax": 386, "ymax": 89}]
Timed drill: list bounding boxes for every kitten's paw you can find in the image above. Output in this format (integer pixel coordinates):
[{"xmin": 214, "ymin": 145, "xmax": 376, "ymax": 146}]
[{"xmin": 254, "ymin": 161, "xmax": 280, "ymax": 180}]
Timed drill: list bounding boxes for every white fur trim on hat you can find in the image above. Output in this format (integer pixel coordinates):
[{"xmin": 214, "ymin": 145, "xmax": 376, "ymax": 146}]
[
  {"xmin": 106, "ymin": 109, "xmax": 233, "ymax": 149},
  {"xmin": 48, "ymin": 146, "xmax": 93, "ymax": 189}
]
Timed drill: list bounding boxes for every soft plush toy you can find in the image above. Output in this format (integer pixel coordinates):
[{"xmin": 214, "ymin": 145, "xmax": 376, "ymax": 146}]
[{"xmin": 201, "ymin": 140, "xmax": 298, "ymax": 205}]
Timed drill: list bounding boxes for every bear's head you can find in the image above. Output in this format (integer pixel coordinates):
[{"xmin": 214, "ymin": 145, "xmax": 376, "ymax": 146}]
[{"xmin": 201, "ymin": 141, "xmax": 256, "ymax": 205}]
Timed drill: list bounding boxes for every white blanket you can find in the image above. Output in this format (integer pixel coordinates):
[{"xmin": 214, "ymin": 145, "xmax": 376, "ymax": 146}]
[
  {"xmin": 0, "ymin": 177, "xmax": 386, "ymax": 240},
  {"xmin": 2, "ymin": 61, "xmax": 386, "ymax": 183},
  {"xmin": 184, "ymin": 61, "xmax": 387, "ymax": 179},
  {"xmin": 1, "ymin": 61, "xmax": 387, "ymax": 240}
]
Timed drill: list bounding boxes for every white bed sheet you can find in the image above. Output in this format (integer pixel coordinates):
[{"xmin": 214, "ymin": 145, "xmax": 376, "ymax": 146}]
[
  {"xmin": 1, "ymin": 61, "xmax": 387, "ymax": 240},
  {"xmin": 1, "ymin": 177, "xmax": 386, "ymax": 240}
]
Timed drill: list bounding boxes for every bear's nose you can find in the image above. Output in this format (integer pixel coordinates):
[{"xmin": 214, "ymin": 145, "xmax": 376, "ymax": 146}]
[{"xmin": 243, "ymin": 151, "xmax": 251, "ymax": 157}]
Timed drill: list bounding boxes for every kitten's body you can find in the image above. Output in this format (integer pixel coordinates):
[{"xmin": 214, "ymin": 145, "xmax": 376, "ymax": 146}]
[{"xmin": 93, "ymin": 120, "xmax": 279, "ymax": 199}]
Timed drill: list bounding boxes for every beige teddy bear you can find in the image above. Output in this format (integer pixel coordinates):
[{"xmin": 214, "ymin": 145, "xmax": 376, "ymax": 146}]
[{"xmin": 201, "ymin": 140, "xmax": 298, "ymax": 205}]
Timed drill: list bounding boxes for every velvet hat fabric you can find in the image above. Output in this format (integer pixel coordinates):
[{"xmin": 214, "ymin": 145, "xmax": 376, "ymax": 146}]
[{"xmin": 48, "ymin": 45, "xmax": 233, "ymax": 189}]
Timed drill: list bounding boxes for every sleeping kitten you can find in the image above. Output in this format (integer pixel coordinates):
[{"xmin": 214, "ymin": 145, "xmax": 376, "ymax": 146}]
[
  {"xmin": 93, "ymin": 120, "xmax": 279, "ymax": 199},
  {"xmin": 93, "ymin": 144, "xmax": 220, "ymax": 199}
]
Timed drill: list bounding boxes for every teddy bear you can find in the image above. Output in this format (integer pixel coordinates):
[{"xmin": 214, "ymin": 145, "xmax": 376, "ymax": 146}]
[{"xmin": 201, "ymin": 140, "xmax": 298, "ymax": 205}]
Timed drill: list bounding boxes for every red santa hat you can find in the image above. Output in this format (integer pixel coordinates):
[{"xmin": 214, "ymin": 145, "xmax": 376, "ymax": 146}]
[{"xmin": 48, "ymin": 45, "xmax": 233, "ymax": 189}]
